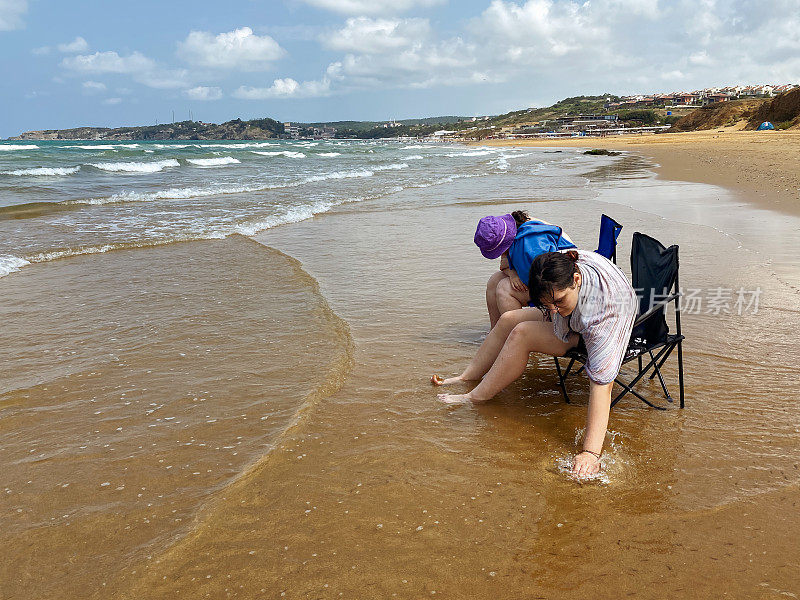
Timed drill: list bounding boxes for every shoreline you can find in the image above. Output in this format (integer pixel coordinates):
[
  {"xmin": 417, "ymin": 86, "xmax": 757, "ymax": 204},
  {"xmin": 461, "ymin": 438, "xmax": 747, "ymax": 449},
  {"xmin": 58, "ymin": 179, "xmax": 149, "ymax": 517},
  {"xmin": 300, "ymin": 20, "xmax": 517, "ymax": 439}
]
[{"xmin": 470, "ymin": 129, "xmax": 800, "ymax": 217}]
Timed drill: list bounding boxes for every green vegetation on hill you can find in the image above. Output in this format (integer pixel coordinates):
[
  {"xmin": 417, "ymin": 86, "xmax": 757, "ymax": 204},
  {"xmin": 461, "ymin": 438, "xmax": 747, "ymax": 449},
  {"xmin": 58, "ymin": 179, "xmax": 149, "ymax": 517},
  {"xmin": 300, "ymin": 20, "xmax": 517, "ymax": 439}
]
[{"xmin": 11, "ymin": 118, "xmax": 285, "ymax": 141}]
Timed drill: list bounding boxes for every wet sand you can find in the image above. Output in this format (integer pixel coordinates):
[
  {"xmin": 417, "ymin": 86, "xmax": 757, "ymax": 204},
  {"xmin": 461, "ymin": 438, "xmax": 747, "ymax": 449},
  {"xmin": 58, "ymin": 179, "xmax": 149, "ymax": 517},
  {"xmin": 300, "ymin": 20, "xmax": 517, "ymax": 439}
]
[
  {"xmin": 474, "ymin": 129, "xmax": 800, "ymax": 216},
  {"xmin": 3, "ymin": 150, "xmax": 800, "ymax": 599}
]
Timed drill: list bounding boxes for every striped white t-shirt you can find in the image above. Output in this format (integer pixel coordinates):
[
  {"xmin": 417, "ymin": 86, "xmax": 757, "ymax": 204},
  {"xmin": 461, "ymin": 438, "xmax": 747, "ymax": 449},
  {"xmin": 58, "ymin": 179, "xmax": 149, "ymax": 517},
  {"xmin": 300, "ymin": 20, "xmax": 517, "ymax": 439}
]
[{"xmin": 551, "ymin": 251, "xmax": 637, "ymax": 385}]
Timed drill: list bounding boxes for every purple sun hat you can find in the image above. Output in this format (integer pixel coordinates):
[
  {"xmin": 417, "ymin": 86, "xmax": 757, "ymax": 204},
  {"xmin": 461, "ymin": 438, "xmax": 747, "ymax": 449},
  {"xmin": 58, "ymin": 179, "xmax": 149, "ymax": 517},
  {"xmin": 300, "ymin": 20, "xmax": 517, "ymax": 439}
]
[{"xmin": 474, "ymin": 214, "xmax": 518, "ymax": 259}]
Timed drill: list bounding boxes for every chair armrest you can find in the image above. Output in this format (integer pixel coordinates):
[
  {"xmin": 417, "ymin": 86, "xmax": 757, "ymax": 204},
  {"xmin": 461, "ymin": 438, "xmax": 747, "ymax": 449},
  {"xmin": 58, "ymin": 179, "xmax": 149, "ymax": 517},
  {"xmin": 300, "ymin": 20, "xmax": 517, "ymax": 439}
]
[{"xmin": 633, "ymin": 292, "xmax": 682, "ymax": 327}]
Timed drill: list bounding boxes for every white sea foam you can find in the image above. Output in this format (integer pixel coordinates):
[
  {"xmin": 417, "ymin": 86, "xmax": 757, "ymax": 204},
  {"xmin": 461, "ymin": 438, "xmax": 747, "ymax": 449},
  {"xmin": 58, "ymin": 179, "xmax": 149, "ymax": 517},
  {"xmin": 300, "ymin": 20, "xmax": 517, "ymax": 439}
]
[
  {"xmin": 0, "ymin": 255, "xmax": 31, "ymax": 278},
  {"xmin": 401, "ymin": 145, "xmax": 433, "ymax": 150},
  {"xmin": 73, "ymin": 162, "xmax": 410, "ymax": 206},
  {"xmin": 404, "ymin": 155, "xmax": 424, "ymax": 160},
  {"xmin": 251, "ymin": 151, "xmax": 307, "ymax": 158},
  {"xmin": 72, "ymin": 144, "xmax": 140, "ymax": 150},
  {"xmin": 0, "ymin": 144, "xmax": 38, "ymax": 151},
  {"xmin": 186, "ymin": 157, "xmax": 240, "ymax": 167},
  {"xmin": 4, "ymin": 166, "xmax": 81, "ymax": 176},
  {"xmin": 199, "ymin": 142, "xmax": 277, "ymax": 149},
  {"xmin": 233, "ymin": 202, "xmax": 334, "ymax": 236},
  {"xmin": 89, "ymin": 159, "xmax": 180, "ymax": 173},
  {"xmin": 446, "ymin": 150, "xmax": 495, "ymax": 157},
  {"xmin": 153, "ymin": 144, "xmax": 191, "ymax": 149},
  {"xmin": 317, "ymin": 152, "xmax": 341, "ymax": 157}
]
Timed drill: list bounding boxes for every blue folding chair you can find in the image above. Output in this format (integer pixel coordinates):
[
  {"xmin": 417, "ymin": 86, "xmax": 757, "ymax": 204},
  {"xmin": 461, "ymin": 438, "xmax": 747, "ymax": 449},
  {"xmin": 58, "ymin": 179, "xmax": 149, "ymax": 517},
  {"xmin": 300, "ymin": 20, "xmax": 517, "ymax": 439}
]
[{"xmin": 595, "ymin": 214, "xmax": 623, "ymax": 263}]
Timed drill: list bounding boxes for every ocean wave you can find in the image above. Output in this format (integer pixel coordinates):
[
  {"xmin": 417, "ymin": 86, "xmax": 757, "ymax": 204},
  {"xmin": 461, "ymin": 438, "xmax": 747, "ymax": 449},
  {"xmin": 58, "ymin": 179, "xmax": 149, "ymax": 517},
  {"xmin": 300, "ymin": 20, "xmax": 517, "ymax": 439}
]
[
  {"xmin": 0, "ymin": 144, "xmax": 39, "ymax": 151},
  {"xmin": 89, "ymin": 159, "xmax": 180, "ymax": 173},
  {"xmin": 3, "ymin": 166, "xmax": 81, "ymax": 176},
  {"xmin": 69, "ymin": 144, "xmax": 140, "ymax": 150},
  {"xmin": 404, "ymin": 155, "xmax": 424, "ymax": 160},
  {"xmin": 317, "ymin": 152, "xmax": 341, "ymax": 157},
  {"xmin": 199, "ymin": 142, "xmax": 277, "ymax": 149},
  {"xmin": 68, "ymin": 162, "xmax": 410, "ymax": 207},
  {"xmin": 152, "ymin": 144, "xmax": 191, "ymax": 149},
  {"xmin": 400, "ymin": 145, "xmax": 433, "ymax": 150},
  {"xmin": 186, "ymin": 157, "xmax": 240, "ymax": 167},
  {"xmin": 232, "ymin": 202, "xmax": 334, "ymax": 236},
  {"xmin": 0, "ymin": 255, "xmax": 31, "ymax": 278},
  {"xmin": 251, "ymin": 151, "xmax": 307, "ymax": 159},
  {"xmin": 446, "ymin": 150, "xmax": 495, "ymax": 157}
]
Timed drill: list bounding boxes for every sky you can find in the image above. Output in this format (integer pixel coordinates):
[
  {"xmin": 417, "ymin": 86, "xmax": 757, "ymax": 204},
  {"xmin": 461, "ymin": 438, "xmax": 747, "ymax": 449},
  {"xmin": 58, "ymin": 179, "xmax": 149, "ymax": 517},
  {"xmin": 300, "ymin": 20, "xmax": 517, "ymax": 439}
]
[{"xmin": 1, "ymin": 0, "xmax": 799, "ymax": 137}]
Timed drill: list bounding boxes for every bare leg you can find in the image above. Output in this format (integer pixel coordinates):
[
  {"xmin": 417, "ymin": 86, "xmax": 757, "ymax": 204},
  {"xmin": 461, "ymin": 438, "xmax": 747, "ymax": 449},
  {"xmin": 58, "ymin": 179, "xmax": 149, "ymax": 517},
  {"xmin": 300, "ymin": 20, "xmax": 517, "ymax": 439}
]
[
  {"xmin": 432, "ymin": 308, "xmax": 543, "ymax": 386},
  {"xmin": 485, "ymin": 270, "xmax": 506, "ymax": 329},
  {"xmin": 438, "ymin": 322, "xmax": 578, "ymax": 404},
  {"xmin": 495, "ymin": 276, "xmax": 531, "ymax": 315}
]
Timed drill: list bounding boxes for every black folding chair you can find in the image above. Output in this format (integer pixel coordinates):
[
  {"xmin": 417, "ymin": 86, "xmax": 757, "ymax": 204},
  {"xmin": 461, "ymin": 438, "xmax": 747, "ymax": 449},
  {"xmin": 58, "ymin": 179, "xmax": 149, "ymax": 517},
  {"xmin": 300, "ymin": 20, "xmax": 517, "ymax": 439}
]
[{"xmin": 553, "ymin": 232, "xmax": 685, "ymax": 409}]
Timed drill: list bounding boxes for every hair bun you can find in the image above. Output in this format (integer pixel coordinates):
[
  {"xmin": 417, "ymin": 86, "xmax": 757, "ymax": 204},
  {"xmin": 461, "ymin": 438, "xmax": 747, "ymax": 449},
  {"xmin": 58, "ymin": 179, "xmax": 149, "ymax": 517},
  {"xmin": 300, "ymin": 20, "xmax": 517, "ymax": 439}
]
[{"xmin": 565, "ymin": 249, "xmax": 579, "ymax": 261}]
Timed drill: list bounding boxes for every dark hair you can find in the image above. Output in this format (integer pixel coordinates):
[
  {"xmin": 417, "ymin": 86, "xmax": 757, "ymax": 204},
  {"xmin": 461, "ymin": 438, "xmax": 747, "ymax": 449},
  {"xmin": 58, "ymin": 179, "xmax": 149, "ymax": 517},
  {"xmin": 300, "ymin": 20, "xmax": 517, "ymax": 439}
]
[
  {"xmin": 511, "ymin": 210, "xmax": 530, "ymax": 227},
  {"xmin": 528, "ymin": 250, "xmax": 580, "ymax": 309}
]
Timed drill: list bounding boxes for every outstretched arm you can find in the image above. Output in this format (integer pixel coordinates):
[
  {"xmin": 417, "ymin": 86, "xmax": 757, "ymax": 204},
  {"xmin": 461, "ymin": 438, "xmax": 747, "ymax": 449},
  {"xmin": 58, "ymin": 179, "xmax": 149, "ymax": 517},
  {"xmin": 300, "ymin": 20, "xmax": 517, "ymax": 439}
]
[{"xmin": 572, "ymin": 380, "xmax": 613, "ymax": 477}]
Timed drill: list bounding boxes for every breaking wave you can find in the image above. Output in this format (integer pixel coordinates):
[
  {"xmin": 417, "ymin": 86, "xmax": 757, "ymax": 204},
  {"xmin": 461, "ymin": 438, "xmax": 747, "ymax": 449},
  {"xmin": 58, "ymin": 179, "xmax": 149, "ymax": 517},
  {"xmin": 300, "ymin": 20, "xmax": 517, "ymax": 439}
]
[
  {"xmin": 251, "ymin": 151, "xmax": 307, "ymax": 159},
  {"xmin": 3, "ymin": 166, "xmax": 81, "ymax": 177},
  {"xmin": 186, "ymin": 157, "xmax": 240, "ymax": 167},
  {"xmin": 0, "ymin": 144, "xmax": 39, "ymax": 151},
  {"xmin": 89, "ymin": 159, "xmax": 180, "ymax": 173},
  {"xmin": 0, "ymin": 255, "xmax": 31, "ymax": 278}
]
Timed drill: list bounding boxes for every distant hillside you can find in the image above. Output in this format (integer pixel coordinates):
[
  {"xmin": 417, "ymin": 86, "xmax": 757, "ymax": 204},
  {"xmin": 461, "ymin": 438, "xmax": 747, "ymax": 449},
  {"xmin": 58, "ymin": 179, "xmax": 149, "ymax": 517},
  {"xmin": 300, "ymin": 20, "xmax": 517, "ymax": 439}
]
[
  {"xmin": 668, "ymin": 99, "xmax": 766, "ymax": 132},
  {"xmin": 669, "ymin": 88, "xmax": 800, "ymax": 132},
  {"xmin": 745, "ymin": 87, "xmax": 800, "ymax": 129},
  {"xmin": 10, "ymin": 118, "xmax": 285, "ymax": 141}
]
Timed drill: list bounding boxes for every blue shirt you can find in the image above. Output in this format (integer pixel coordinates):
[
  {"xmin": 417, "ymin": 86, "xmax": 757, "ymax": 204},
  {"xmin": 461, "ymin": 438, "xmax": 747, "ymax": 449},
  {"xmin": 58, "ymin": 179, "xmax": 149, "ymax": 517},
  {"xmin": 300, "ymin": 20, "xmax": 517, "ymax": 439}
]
[{"xmin": 507, "ymin": 220, "xmax": 577, "ymax": 282}]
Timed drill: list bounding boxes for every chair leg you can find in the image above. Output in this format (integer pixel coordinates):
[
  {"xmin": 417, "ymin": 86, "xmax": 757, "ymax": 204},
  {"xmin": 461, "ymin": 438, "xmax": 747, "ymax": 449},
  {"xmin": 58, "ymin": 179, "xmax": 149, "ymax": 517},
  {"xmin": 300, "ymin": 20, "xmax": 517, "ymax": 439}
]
[
  {"xmin": 612, "ymin": 376, "xmax": 667, "ymax": 410},
  {"xmin": 554, "ymin": 357, "xmax": 570, "ymax": 403},
  {"xmin": 677, "ymin": 340, "xmax": 685, "ymax": 409},
  {"xmin": 649, "ymin": 344, "xmax": 676, "ymax": 380},
  {"xmin": 611, "ymin": 346, "xmax": 672, "ymax": 409},
  {"xmin": 649, "ymin": 349, "xmax": 673, "ymax": 402}
]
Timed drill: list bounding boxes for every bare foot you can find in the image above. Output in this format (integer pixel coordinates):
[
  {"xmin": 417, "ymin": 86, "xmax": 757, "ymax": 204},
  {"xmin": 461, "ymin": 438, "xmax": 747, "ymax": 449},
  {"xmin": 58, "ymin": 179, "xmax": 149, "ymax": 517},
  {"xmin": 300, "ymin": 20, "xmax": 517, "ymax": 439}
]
[
  {"xmin": 430, "ymin": 374, "xmax": 464, "ymax": 386},
  {"xmin": 437, "ymin": 393, "xmax": 472, "ymax": 405}
]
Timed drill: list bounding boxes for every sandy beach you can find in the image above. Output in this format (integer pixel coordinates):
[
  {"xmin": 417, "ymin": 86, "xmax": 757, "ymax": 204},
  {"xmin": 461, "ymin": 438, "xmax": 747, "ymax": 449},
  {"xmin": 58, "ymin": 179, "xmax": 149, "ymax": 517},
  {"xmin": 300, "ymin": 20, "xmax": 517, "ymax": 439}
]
[
  {"xmin": 474, "ymin": 129, "xmax": 800, "ymax": 216},
  {"xmin": 2, "ymin": 137, "xmax": 799, "ymax": 600}
]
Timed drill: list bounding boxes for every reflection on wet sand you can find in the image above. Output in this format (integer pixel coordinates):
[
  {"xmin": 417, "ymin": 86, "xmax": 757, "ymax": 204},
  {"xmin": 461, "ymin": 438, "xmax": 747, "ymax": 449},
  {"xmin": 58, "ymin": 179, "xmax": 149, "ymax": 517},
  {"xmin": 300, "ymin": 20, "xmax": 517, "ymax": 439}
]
[
  {"xmin": 3, "ymin": 154, "xmax": 799, "ymax": 599},
  {"xmin": 0, "ymin": 235, "xmax": 352, "ymax": 599}
]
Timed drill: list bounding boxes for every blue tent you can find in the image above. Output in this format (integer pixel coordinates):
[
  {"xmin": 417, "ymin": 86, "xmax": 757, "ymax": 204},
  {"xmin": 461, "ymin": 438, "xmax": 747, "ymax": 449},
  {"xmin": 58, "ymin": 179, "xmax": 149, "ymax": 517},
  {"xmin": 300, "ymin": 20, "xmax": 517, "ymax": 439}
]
[{"xmin": 757, "ymin": 121, "xmax": 775, "ymax": 130}]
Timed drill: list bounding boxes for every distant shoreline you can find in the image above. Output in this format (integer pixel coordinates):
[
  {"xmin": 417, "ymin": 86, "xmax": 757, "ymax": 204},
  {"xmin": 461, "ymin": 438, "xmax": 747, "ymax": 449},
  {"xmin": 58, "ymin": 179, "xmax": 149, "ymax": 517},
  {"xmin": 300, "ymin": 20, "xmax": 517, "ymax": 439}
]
[{"xmin": 470, "ymin": 129, "xmax": 800, "ymax": 217}]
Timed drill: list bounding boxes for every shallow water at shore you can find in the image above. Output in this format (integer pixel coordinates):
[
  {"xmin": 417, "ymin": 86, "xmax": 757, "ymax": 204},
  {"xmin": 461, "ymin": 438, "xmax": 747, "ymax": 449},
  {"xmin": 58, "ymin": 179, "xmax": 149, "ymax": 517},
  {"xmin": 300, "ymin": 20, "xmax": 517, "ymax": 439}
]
[{"xmin": 2, "ymin": 149, "xmax": 799, "ymax": 599}]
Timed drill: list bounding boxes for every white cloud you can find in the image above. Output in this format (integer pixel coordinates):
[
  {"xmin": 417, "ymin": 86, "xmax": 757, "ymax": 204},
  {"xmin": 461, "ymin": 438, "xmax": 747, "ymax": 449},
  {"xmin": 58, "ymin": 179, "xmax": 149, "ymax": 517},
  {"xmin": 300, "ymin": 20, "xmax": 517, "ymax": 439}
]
[
  {"xmin": 61, "ymin": 50, "xmax": 190, "ymax": 89},
  {"xmin": 233, "ymin": 77, "xmax": 331, "ymax": 99},
  {"xmin": 103, "ymin": 97, "xmax": 122, "ymax": 105},
  {"xmin": 184, "ymin": 86, "xmax": 223, "ymax": 101},
  {"xmin": 322, "ymin": 17, "xmax": 431, "ymax": 54},
  {"xmin": 62, "ymin": 51, "xmax": 156, "ymax": 74},
  {"xmin": 299, "ymin": 0, "xmax": 445, "ymax": 15},
  {"xmin": 82, "ymin": 80, "xmax": 107, "ymax": 92},
  {"xmin": 58, "ymin": 37, "xmax": 89, "ymax": 53},
  {"xmin": 0, "ymin": 0, "xmax": 27, "ymax": 30},
  {"xmin": 32, "ymin": 46, "xmax": 50, "ymax": 55},
  {"xmin": 177, "ymin": 27, "xmax": 285, "ymax": 71}
]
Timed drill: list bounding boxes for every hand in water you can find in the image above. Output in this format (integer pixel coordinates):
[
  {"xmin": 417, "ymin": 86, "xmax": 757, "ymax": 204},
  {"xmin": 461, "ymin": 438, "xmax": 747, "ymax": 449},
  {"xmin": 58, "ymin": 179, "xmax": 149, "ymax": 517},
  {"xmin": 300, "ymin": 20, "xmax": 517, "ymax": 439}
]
[{"xmin": 572, "ymin": 452, "xmax": 601, "ymax": 478}]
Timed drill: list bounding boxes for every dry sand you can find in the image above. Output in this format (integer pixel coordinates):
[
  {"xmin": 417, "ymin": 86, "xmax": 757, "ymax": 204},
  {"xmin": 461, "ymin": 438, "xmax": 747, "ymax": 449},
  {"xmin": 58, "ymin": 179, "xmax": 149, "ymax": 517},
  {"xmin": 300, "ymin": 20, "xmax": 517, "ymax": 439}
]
[{"xmin": 474, "ymin": 129, "xmax": 800, "ymax": 216}]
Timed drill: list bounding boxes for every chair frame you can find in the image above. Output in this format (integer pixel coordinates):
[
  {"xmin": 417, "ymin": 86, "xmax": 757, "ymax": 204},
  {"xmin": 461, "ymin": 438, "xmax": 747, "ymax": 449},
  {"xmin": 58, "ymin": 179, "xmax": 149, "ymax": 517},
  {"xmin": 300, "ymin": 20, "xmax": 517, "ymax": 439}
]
[{"xmin": 552, "ymin": 247, "xmax": 685, "ymax": 410}]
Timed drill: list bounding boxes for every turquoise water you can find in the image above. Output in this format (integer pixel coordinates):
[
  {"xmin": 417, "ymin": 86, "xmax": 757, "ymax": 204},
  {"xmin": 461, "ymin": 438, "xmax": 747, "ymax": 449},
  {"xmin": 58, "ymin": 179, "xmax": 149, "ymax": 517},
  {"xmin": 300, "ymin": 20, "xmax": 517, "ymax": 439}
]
[{"xmin": 0, "ymin": 140, "xmax": 589, "ymax": 277}]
